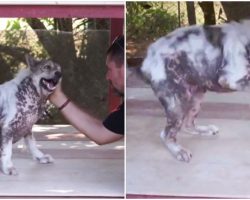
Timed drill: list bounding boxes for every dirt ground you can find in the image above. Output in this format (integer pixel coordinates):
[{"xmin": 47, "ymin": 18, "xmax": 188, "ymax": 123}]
[{"xmin": 126, "ymin": 39, "xmax": 152, "ymax": 59}]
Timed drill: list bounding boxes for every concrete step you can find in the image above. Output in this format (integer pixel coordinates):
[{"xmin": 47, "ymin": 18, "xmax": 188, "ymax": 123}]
[
  {"xmin": 0, "ymin": 125, "xmax": 124, "ymax": 197},
  {"xmin": 127, "ymin": 117, "xmax": 250, "ymax": 198},
  {"xmin": 127, "ymin": 85, "xmax": 250, "ymax": 198},
  {"xmin": 127, "ymin": 88, "xmax": 250, "ymax": 104}
]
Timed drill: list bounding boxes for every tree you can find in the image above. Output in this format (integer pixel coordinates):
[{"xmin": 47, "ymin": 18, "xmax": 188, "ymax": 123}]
[
  {"xmin": 198, "ymin": 1, "xmax": 216, "ymax": 25},
  {"xmin": 126, "ymin": 2, "xmax": 179, "ymax": 42},
  {"xmin": 186, "ymin": 2, "xmax": 196, "ymax": 25}
]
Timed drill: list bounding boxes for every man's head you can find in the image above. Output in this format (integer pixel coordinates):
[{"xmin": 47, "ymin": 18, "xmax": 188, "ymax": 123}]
[{"xmin": 106, "ymin": 35, "xmax": 124, "ymax": 96}]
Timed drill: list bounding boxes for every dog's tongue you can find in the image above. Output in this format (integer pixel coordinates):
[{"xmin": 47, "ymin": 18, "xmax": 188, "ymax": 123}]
[
  {"xmin": 47, "ymin": 82, "xmax": 56, "ymax": 90},
  {"xmin": 43, "ymin": 79, "xmax": 56, "ymax": 91}
]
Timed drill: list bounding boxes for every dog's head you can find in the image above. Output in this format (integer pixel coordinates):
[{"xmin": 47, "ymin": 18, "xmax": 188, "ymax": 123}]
[{"xmin": 25, "ymin": 55, "xmax": 62, "ymax": 95}]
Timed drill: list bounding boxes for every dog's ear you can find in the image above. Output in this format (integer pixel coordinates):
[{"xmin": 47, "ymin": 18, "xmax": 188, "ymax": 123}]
[{"xmin": 25, "ymin": 54, "xmax": 39, "ymax": 71}]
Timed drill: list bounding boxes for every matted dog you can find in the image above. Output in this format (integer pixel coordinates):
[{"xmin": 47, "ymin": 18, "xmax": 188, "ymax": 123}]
[
  {"xmin": 0, "ymin": 55, "xmax": 61, "ymax": 175},
  {"xmin": 139, "ymin": 20, "xmax": 250, "ymax": 162}
]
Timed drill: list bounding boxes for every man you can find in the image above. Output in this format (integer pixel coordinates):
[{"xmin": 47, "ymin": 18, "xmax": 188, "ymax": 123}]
[{"xmin": 49, "ymin": 35, "xmax": 124, "ymax": 144}]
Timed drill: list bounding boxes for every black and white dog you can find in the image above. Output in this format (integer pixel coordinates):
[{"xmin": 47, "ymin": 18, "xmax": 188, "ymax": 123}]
[
  {"xmin": 140, "ymin": 20, "xmax": 250, "ymax": 162},
  {"xmin": 0, "ymin": 55, "xmax": 61, "ymax": 175}
]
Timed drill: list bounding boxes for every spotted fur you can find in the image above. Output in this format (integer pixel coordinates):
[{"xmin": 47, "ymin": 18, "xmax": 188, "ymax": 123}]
[
  {"xmin": 0, "ymin": 55, "xmax": 61, "ymax": 175},
  {"xmin": 140, "ymin": 20, "xmax": 250, "ymax": 162}
]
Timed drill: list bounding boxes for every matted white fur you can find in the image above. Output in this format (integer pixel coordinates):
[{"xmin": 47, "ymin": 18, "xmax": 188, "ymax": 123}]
[
  {"xmin": 1, "ymin": 139, "xmax": 17, "ymax": 175},
  {"xmin": 142, "ymin": 20, "xmax": 250, "ymax": 89},
  {"xmin": 141, "ymin": 20, "xmax": 250, "ymax": 163},
  {"xmin": 0, "ymin": 56, "xmax": 61, "ymax": 175}
]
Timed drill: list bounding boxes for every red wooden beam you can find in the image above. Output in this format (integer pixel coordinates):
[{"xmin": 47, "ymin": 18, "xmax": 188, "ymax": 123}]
[{"xmin": 0, "ymin": 5, "xmax": 124, "ymax": 18}]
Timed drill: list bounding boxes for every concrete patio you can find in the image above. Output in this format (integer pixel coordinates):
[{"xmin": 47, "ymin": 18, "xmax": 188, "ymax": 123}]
[
  {"xmin": 126, "ymin": 74, "xmax": 250, "ymax": 198},
  {"xmin": 0, "ymin": 125, "xmax": 124, "ymax": 198}
]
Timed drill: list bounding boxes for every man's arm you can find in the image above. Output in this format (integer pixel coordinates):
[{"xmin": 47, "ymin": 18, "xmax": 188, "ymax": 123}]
[{"xmin": 49, "ymin": 84, "xmax": 123, "ymax": 145}]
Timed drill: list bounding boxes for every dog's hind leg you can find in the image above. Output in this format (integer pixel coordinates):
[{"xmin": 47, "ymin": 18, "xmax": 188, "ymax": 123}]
[
  {"xmin": 24, "ymin": 133, "xmax": 54, "ymax": 164},
  {"xmin": 157, "ymin": 93, "xmax": 192, "ymax": 162},
  {"xmin": 182, "ymin": 89, "xmax": 219, "ymax": 136},
  {"xmin": 1, "ymin": 138, "xmax": 18, "ymax": 175}
]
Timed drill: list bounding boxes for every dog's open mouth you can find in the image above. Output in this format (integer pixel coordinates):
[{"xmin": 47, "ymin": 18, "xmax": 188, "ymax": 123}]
[{"xmin": 40, "ymin": 78, "xmax": 57, "ymax": 92}]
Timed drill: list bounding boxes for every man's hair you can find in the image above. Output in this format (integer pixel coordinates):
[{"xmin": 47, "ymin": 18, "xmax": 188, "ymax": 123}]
[{"xmin": 106, "ymin": 35, "xmax": 124, "ymax": 68}]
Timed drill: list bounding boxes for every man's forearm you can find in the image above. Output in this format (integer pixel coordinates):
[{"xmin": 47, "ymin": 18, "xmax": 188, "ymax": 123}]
[{"xmin": 59, "ymin": 100, "xmax": 123, "ymax": 144}]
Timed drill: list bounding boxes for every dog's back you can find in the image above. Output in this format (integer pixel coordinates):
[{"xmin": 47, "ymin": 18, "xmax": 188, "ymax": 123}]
[
  {"xmin": 141, "ymin": 25, "xmax": 220, "ymax": 83},
  {"xmin": 141, "ymin": 20, "xmax": 250, "ymax": 91}
]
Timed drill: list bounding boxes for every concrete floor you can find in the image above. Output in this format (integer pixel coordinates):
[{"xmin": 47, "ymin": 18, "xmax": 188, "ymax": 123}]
[
  {"xmin": 126, "ymin": 75, "xmax": 250, "ymax": 198},
  {"xmin": 0, "ymin": 125, "xmax": 124, "ymax": 198}
]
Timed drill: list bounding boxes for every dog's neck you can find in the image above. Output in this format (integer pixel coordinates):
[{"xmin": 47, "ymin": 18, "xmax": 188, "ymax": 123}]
[
  {"xmin": 16, "ymin": 77, "xmax": 47, "ymax": 104},
  {"xmin": 13, "ymin": 68, "xmax": 31, "ymax": 85}
]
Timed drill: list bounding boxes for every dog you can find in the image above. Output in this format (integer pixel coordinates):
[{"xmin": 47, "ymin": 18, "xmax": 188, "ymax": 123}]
[
  {"xmin": 0, "ymin": 55, "xmax": 62, "ymax": 175},
  {"xmin": 139, "ymin": 20, "xmax": 250, "ymax": 162}
]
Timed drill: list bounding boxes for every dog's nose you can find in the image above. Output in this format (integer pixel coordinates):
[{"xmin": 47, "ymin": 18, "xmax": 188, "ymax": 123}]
[{"xmin": 55, "ymin": 71, "xmax": 62, "ymax": 79}]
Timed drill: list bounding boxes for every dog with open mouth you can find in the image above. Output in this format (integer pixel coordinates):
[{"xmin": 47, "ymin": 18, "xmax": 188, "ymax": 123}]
[{"xmin": 0, "ymin": 55, "xmax": 62, "ymax": 175}]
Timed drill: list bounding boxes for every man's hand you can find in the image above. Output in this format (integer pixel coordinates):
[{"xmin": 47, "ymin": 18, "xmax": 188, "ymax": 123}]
[{"xmin": 49, "ymin": 81, "xmax": 68, "ymax": 108}]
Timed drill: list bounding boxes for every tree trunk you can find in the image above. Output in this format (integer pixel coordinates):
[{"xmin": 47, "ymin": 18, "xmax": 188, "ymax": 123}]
[
  {"xmin": 198, "ymin": 2, "xmax": 216, "ymax": 25},
  {"xmin": 221, "ymin": 2, "xmax": 250, "ymax": 21},
  {"xmin": 186, "ymin": 2, "xmax": 196, "ymax": 25}
]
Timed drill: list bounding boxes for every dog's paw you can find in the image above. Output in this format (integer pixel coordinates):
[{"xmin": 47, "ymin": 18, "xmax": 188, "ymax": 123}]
[
  {"xmin": 196, "ymin": 125, "xmax": 219, "ymax": 136},
  {"xmin": 183, "ymin": 125, "xmax": 219, "ymax": 136},
  {"xmin": 176, "ymin": 148, "xmax": 192, "ymax": 162},
  {"xmin": 36, "ymin": 154, "xmax": 54, "ymax": 164},
  {"xmin": 161, "ymin": 132, "xmax": 192, "ymax": 163},
  {"xmin": 207, "ymin": 125, "xmax": 219, "ymax": 135},
  {"xmin": 2, "ymin": 166, "xmax": 18, "ymax": 176}
]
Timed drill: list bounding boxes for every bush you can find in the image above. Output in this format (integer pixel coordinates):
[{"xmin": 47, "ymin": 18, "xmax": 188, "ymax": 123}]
[{"xmin": 126, "ymin": 2, "xmax": 179, "ymax": 42}]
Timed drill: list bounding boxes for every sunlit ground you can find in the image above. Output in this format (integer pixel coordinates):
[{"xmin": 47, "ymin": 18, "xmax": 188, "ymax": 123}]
[{"xmin": 14, "ymin": 124, "xmax": 124, "ymax": 151}]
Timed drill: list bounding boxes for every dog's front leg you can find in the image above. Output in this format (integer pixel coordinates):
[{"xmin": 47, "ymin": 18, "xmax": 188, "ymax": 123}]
[
  {"xmin": 160, "ymin": 121, "xmax": 192, "ymax": 162},
  {"xmin": 1, "ymin": 138, "xmax": 18, "ymax": 175},
  {"xmin": 24, "ymin": 133, "xmax": 54, "ymax": 164},
  {"xmin": 158, "ymin": 95, "xmax": 192, "ymax": 162}
]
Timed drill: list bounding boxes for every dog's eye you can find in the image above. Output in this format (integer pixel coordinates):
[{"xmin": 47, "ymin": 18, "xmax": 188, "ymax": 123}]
[{"xmin": 43, "ymin": 65, "xmax": 51, "ymax": 70}]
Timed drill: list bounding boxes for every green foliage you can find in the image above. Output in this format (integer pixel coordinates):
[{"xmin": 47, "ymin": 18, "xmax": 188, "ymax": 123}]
[
  {"xmin": 5, "ymin": 19, "xmax": 26, "ymax": 46},
  {"xmin": 3, "ymin": 18, "xmax": 47, "ymax": 57},
  {"xmin": 126, "ymin": 2, "xmax": 179, "ymax": 42},
  {"xmin": 6, "ymin": 19, "xmax": 22, "ymax": 30}
]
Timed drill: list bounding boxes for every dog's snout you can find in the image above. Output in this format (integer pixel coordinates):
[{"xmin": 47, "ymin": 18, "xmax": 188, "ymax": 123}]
[{"xmin": 55, "ymin": 71, "xmax": 62, "ymax": 79}]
